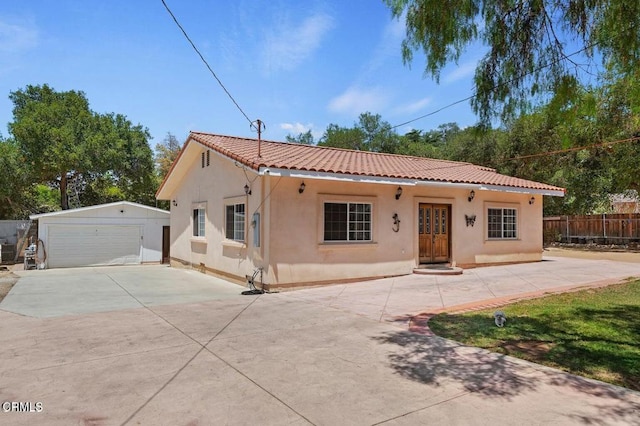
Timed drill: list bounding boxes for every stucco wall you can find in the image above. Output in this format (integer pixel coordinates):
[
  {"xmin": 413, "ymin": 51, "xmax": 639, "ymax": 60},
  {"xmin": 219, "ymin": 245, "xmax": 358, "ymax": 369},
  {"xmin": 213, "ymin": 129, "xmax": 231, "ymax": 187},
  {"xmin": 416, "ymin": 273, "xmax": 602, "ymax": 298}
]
[
  {"xmin": 265, "ymin": 179, "xmax": 544, "ymax": 284},
  {"xmin": 168, "ymin": 147, "xmax": 262, "ymax": 282}
]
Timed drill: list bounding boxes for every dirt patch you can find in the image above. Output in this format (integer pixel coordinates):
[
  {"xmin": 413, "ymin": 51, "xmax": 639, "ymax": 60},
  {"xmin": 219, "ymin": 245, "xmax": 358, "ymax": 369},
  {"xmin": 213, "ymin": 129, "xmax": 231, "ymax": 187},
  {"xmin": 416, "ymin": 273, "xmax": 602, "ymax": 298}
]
[
  {"xmin": 0, "ymin": 270, "xmax": 18, "ymax": 303},
  {"xmin": 498, "ymin": 340, "xmax": 556, "ymax": 359},
  {"xmin": 543, "ymin": 246, "xmax": 640, "ymax": 263}
]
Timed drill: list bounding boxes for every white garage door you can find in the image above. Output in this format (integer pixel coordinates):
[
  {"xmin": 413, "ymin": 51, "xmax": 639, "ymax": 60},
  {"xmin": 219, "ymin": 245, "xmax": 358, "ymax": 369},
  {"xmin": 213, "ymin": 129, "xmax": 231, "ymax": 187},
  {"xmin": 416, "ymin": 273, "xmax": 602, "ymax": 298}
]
[{"xmin": 47, "ymin": 225, "xmax": 141, "ymax": 268}]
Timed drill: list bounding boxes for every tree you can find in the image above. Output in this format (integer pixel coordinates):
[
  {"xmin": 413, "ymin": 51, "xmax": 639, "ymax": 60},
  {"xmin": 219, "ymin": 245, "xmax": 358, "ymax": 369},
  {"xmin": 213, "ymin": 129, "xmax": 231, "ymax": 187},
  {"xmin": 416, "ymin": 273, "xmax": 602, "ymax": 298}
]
[
  {"xmin": 318, "ymin": 113, "xmax": 400, "ymax": 153},
  {"xmin": 384, "ymin": 0, "xmax": 640, "ymax": 122},
  {"xmin": 285, "ymin": 130, "xmax": 315, "ymax": 145},
  {"xmin": 8, "ymin": 84, "xmax": 156, "ymax": 210},
  {"xmin": 318, "ymin": 124, "xmax": 365, "ymax": 150},
  {"xmin": 0, "ymin": 136, "xmax": 30, "ymax": 218},
  {"xmin": 155, "ymin": 132, "xmax": 182, "ymax": 181}
]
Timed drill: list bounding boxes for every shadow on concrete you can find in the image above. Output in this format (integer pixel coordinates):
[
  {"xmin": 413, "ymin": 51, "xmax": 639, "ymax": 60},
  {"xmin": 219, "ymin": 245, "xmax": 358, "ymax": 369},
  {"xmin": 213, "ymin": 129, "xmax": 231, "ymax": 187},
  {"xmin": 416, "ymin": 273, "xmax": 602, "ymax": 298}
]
[
  {"xmin": 543, "ymin": 371, "xmax": 640, "ymax": 425},
  {"xmin": 373, "ymin": 331, "xmax": 536, "ymax": 399}
]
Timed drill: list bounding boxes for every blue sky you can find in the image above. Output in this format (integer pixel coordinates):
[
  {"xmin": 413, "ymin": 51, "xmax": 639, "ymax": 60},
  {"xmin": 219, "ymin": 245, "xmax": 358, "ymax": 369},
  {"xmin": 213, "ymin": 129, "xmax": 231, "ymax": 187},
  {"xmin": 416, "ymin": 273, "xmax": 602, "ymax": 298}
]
[{"xmin": 0, "ymin": 0, "xmax": 486, "ymax": 148}]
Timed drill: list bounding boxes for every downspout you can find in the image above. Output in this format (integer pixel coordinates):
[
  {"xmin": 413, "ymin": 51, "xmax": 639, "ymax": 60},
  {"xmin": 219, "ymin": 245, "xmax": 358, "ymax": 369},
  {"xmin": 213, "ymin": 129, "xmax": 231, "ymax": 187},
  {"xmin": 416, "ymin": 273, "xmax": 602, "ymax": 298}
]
[{"xmin": 261, "ymin": 171, "xmax": 271, "ymax": 287}]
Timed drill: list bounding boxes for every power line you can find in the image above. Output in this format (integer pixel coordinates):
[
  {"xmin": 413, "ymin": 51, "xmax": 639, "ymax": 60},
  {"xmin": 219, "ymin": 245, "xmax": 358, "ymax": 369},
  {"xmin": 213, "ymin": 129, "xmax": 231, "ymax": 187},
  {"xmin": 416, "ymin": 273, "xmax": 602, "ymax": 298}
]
[
  {"xmin": 391, "ymin": 42, "xmax": 600, "ymax": 130},
  {"xmin": 161, "ymin": 0, "xmax": 254, "ymax": 126},
  {"xmin": 501, "ymin": 135, "xmax": 640, "ymax": 162}
]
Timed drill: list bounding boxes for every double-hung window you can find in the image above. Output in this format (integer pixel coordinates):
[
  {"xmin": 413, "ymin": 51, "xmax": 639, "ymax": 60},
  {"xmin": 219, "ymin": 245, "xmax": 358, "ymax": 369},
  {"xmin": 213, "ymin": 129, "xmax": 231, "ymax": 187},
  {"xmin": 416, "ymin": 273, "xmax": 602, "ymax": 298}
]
[
  {"xmin": 324, "ymin": 202, "xmax": 372, "ymax": 242},
  {"xmin": 225, "ymin": 203, "xmax": 245, "ymax": 242},
  {"xmin": 193, "ymin": 207, "xmax": 205, "ymax": 237},
  {"xmin": 487, "ymin": 208, "xmax": 517, "ymax": 239}
]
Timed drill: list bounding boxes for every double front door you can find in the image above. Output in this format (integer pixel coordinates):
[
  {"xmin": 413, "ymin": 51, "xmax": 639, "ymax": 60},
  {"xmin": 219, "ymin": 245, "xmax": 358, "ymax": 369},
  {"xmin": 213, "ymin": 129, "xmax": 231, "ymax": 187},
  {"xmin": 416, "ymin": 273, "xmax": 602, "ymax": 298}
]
[{"xmin": 418, "ymin": 204, "xmax": 450, "ymax": 263}]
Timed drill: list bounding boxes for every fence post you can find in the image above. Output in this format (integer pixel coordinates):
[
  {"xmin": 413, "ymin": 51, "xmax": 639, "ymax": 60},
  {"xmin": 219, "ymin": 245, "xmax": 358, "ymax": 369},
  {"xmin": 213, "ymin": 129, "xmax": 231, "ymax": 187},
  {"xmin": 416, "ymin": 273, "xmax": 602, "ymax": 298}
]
[
  {"xmin": 603, "ymin": 213, "xmax": 607, "ymax": 242},
  {"xmin": 565, "ymin": 216, "xmax": 569, "ymax": 243}
]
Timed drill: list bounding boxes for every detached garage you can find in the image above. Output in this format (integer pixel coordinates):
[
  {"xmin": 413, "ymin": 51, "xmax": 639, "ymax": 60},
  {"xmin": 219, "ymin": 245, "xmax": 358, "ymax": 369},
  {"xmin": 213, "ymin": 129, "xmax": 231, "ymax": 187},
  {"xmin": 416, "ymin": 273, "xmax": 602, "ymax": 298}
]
[{"xmin": 31, "ymin": 201, "xmax": 170, "ymax": 268}]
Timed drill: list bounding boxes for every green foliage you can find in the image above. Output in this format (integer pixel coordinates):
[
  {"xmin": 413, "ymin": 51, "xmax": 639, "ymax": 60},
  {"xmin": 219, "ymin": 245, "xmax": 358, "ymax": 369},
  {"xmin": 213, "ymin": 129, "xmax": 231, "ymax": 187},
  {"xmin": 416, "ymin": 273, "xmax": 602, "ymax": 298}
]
[
  {"xmin": 31, "ymin": 184, "xmax": 60, "ymax": 214},
  {"xmin": 155, "ymin": 132, "xmax": 182, "ymax": 181},
  {"xmin": 0, "ymin": 136, "xmax": 32, "ymax": 219},
  {"xmin": 385, "ymin": 0, "xmax": 640, "ymax": 122},
  {"xmin": 285, "ymin": 130, "xmax": 315, "ymax": 145},
  {"xmin": 318, "ymin": 113, "xmax": 400, "ymax": 153},
  {"xmin": 8, "ymin": 84, "xmax": 157, "ymax": 211},
  {"xmin": 428, "ymin": 280, "xmax": 640, "ymax": 390}
]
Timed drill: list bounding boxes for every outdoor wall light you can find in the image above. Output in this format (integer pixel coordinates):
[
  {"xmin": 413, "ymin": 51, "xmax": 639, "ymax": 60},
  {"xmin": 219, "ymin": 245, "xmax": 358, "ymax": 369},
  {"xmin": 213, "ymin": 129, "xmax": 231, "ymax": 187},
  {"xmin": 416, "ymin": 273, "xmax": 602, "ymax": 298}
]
[
  {"xmin": 529, "ymin": 196, "xmax": 535, "ymax": 205},
  {"xmin": 244, "ymin": 184, "xmax": 252, "ymax": 195},
  {"xmin": 468, "ymin": 190, "xmax": 475, "ymax": 202},
  {"xmin": 172, "ymin": 199, "xmax": 177, "ymax": 207},
  {"xmin": 395, "ymin": 186, "xmax": 403, "ymax": 200},
  {"xmin": 299, "ymin": 181, "xmax": 306, "ymax": 194}
]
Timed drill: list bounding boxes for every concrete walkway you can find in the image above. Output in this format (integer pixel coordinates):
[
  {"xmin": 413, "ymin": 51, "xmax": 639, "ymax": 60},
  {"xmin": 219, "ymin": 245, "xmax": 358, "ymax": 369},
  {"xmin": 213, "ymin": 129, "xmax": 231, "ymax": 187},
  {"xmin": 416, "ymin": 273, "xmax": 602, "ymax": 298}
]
[
  {"xmin": 284, "ymin": 254, "xmax": 640, "ymax": 327},
  {"xmin": 0, "ymin": 256, "xmax": 639, "ymax": 425}
]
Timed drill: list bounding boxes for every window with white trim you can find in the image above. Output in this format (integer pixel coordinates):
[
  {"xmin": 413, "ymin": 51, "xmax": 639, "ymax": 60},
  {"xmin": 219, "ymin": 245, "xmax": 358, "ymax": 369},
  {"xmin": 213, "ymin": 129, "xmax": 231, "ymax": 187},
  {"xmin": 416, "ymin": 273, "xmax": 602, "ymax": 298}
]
[
  {"xmin": 487, "ymin": 208, "xmax": 517, "ymax": 239},
  {"xmin": 225, "ymin": 203, "xmax": 245, "ymax": 242},
  {"xmin": 324, "ymin": 202, "xmax": 372, "ymax": 242},
  {"xmin": 193, "ymin": 207, "xmax": 205, "ymax": 237}
]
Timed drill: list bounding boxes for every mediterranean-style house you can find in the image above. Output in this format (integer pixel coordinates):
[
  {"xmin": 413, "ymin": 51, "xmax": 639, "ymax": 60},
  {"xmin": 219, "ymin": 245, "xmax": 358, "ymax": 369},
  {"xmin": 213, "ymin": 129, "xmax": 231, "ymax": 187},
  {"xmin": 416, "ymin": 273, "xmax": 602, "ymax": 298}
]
[{"xmin": 156, "ymin": 132, "xmax": 565, "ymax": 290}]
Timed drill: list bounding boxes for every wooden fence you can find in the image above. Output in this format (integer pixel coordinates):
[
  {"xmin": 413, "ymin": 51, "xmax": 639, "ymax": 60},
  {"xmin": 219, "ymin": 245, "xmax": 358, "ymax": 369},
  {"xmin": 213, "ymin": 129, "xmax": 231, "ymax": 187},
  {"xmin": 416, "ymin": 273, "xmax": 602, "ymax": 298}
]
[{"xmin": 543, "ymin": 214, "xmax": 640, "ymax": 244}]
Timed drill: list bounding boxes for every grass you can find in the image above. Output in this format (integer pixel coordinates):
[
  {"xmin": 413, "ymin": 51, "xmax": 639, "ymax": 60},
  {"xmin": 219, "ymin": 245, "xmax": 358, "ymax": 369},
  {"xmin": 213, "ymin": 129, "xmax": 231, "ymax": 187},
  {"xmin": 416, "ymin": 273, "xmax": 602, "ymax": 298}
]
[{"xmin": 428, "ymin": 279, "xmax": 640, "ymax": 391}]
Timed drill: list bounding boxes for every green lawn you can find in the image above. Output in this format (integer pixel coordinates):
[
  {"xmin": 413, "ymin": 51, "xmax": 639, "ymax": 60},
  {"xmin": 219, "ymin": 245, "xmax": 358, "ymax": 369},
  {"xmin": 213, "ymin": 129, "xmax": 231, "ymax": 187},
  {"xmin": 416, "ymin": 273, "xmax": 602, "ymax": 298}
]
[{"xmin": 428, "ymin": 279, "xmax": 640, "ymax": 391}]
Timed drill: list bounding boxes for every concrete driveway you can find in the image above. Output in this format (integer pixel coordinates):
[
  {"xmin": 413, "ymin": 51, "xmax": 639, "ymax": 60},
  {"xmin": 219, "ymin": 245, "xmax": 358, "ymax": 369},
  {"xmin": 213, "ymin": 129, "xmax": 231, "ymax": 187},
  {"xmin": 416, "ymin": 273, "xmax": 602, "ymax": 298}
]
[
  {"xmin": 1, "ymin": 265, "xmax": 244, "ymax": 317},
  {"xmin": 1, "ymin": 257, "xmax": 639, "ymax": 425}
]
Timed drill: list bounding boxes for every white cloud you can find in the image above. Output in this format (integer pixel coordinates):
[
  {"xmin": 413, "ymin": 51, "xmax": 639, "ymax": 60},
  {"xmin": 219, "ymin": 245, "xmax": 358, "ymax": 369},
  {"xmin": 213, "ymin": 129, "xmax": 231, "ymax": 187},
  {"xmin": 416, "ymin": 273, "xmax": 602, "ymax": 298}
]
[
  {"xmin": 280, "ymin": 122, "xmax": 314, "ymax": 134},
  {"xmin": 360, "ymin": 15, "xmax": 405, "ymax": 79},
  {"xmin": 0, "ymin": 19, "xmax": 38, "ymax": 53},
  {"xmin": 328, "ymin": 86, "xmax": 389, "ymax": 116},
  {"xmin": 262, "ymin": 12, "xmax": 334, "ymax": 73},
  {"xmin": 443, "ymin": 61, "xmax": 477, "ymax": 84},
  {"xmin": 394, "ymin": 97, "xmax": 431, "ymax": 115}
]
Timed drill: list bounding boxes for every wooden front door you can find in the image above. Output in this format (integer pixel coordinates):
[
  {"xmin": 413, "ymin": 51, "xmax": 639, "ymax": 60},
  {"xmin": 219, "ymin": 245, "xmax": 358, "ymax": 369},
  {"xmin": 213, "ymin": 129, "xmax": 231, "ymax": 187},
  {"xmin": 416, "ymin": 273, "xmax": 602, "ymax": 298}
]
[{"xmin": 418, "ymin": 204, "xmax": 450, "ymax": 263}]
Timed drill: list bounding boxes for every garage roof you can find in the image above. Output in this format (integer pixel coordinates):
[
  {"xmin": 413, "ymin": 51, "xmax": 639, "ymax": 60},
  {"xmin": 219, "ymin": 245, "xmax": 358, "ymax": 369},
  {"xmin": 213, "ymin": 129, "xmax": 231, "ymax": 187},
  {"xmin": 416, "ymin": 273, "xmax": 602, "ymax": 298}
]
[{"xmin": 30, "ymin": 201, "xmax": 169, "ymax": 219}]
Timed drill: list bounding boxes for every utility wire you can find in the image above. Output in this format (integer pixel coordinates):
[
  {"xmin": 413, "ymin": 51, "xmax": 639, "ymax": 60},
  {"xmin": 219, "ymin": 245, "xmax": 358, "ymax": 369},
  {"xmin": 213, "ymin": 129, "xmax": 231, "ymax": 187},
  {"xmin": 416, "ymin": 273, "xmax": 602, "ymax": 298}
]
[
  {"xmin": 391, "ymin": 42, "xmax": 600, "ymax": 130},
  {"xmin": 161, "ymin": 0, "xmax": 254, "ymax": 126},
  {"xmin": 501, "ymin": 135, "xmax": 640, "ymax": 162}
]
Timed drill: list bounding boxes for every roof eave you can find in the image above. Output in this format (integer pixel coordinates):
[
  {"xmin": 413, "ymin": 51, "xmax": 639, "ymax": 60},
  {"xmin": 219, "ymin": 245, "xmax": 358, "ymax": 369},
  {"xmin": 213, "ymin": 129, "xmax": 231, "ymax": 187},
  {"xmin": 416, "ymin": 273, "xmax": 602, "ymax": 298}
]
[{"xmin": 258, "ymin": 167, "xmax": 565, "ymax": 195}]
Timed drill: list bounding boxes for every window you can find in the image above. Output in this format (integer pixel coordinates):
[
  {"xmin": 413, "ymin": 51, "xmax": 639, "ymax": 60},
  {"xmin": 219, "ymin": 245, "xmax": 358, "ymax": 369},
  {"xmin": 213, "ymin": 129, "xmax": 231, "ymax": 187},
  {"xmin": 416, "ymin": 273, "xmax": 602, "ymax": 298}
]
[
  {"xmin": 324, "ymin": 202, "xmax": 372, "ymax": 242},
  {"xmin": 201, "ymin": 152, "xmax": 205, "ymax": 168},
  {"xmin": 488, "ymin": 208, "xmax": 517, "ymax": 239},
  {"xmin": 193, "ymin": 207, "xmax": 205, "ymax": 237},
  {"xmin": 225, "ymin": 203, "xmax": 245, "ymax": 241}
]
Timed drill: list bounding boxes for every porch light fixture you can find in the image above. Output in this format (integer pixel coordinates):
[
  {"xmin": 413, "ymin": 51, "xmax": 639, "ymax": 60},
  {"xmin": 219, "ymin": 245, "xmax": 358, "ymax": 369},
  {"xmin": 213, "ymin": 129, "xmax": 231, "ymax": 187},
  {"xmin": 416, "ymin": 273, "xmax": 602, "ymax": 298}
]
[
  {"xmin": 172, "ymin": 199, "xmax": 177, "ymax": 207},
  {"xmin": 244, "ymin": 184, "xmax": 251, "ymax": 195},
  {"xmin": 395, "ymin": 186, "xmax": 403, "ymax": 200},
  {"xmin": 468, "ymin": 190, "xmax": 475, "ymax": 202},
  {"xmin": 299, "ymin": 181, "xmax": 306, "ymax": 194},
  {"xmin": 529, "ymin": 196, "xmax": 535, "ymax": 205}
]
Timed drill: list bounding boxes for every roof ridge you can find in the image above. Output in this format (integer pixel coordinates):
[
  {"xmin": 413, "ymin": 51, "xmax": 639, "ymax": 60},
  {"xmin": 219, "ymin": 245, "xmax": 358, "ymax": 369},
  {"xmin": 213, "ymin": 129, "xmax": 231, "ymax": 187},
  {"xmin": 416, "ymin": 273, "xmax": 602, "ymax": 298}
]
[{"xmin": 189, "ymin": 131, "xmax": 481, "ymax": 167}]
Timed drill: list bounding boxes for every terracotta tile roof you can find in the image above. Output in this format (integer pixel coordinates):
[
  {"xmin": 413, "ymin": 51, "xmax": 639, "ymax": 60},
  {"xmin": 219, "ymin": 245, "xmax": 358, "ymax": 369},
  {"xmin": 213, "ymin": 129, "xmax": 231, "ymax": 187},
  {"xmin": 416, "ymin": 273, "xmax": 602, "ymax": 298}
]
[{"xmin": 189, "ymin": 132, "xmax": 565, "ymax": 193}]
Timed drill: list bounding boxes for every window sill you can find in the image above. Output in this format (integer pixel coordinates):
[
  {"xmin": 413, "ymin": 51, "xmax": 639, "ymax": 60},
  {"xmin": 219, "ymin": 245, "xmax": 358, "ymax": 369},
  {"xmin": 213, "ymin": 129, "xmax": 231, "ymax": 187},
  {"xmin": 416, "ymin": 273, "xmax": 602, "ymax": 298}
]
[
  {"xmin": 222, "ymin": 239, "xmax": 246, "ymax": 249},
  {"xmin": 318, "ymin": 241, "xmax": 378, "ymax": 250},
  {"xmin": 190, "ymin": 237, "xmax": 207, "ymax": 244},
  {"xmin": 485, "ymin": 238, "xmax": 520, "ymax": 242}
]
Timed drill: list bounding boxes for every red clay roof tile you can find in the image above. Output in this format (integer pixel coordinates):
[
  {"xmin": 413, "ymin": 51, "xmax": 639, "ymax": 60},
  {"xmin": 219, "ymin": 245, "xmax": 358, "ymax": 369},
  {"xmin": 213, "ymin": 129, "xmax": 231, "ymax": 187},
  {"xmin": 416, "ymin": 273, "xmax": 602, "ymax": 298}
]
[{"xmin": 189, "ymin": 132, "xmax": 565, "ymax": 193}]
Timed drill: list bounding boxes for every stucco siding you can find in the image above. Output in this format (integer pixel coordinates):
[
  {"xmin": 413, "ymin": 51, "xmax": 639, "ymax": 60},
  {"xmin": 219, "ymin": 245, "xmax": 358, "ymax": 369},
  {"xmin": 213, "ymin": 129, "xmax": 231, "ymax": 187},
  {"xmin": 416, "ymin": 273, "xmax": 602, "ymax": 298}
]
[{"xmin": 168, "ymin": 147, "xmax": 261, "ymax": 282}]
